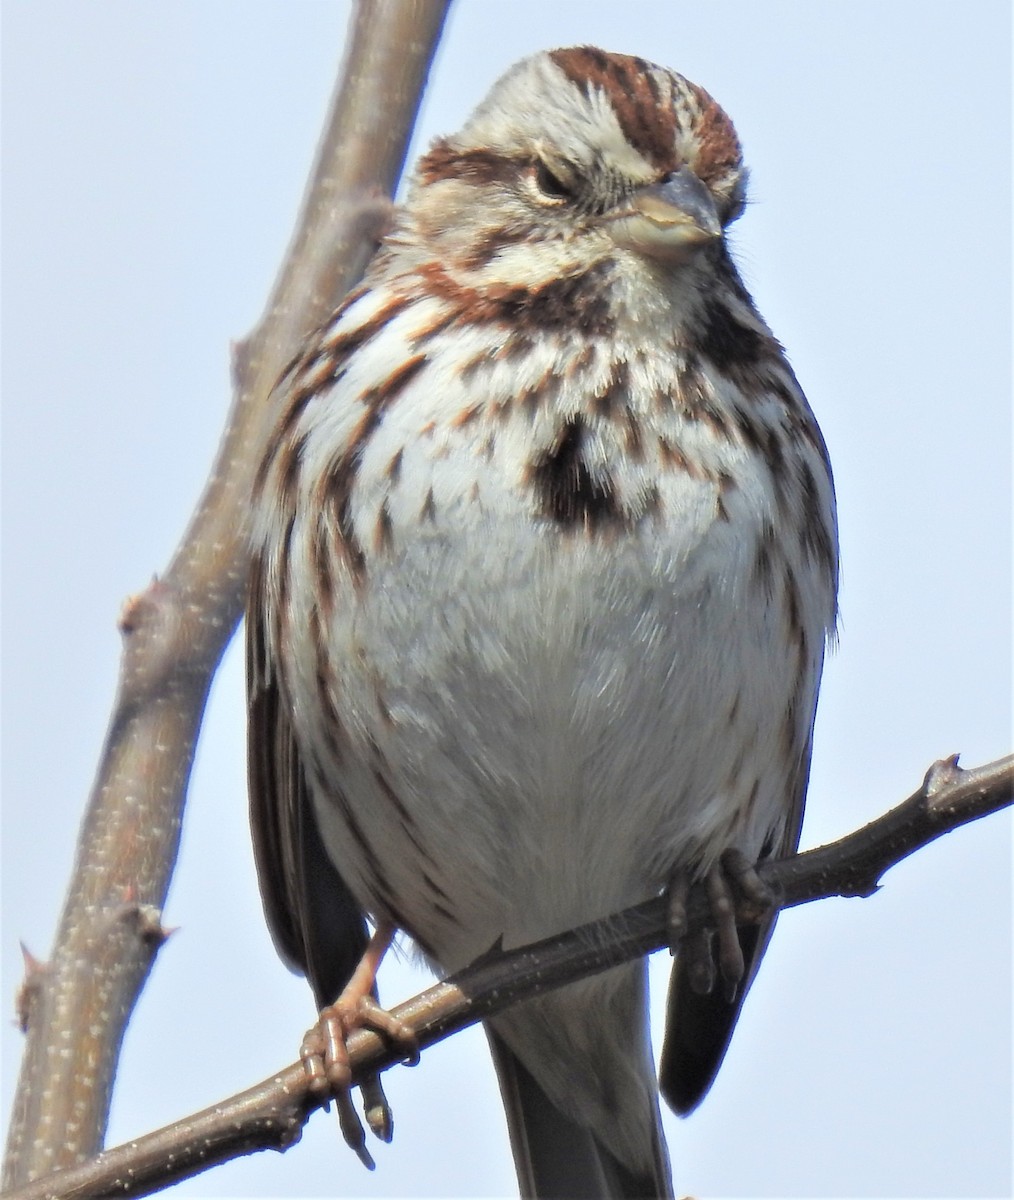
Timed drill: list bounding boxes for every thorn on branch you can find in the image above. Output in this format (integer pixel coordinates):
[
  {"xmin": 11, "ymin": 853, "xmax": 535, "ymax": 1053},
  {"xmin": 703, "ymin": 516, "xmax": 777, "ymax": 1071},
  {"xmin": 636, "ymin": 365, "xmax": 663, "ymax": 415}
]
[
  {"xmin": 117, "ymin": 576, "xmax": 171, "ymax": 637},
  {"xmin": 923, "ymin": 753, "xmax": 962, "ymax": 799},
  {"xmin": 15, "ymin": 944, "xmax": 50, "ymax": 1033},
  {"xmin": 115, "ymin": 901, "xmax": 175, "ymax": 947}
]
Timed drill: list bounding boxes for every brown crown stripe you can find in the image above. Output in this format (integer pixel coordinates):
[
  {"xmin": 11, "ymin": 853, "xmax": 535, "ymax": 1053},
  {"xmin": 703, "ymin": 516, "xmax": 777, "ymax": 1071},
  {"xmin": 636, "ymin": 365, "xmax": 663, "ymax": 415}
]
[
  {"xmin": 549, "ymin": 47, "xmax": 679, "ymax": 172},
  {"xmin": 686, "ymin": 82, "xmax": 742, "ymax": 187}
]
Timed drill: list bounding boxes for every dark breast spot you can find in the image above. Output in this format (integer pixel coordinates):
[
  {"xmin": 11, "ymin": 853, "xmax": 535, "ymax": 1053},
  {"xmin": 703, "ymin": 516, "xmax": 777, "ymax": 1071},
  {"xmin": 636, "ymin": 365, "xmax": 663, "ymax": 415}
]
[{"xmin": 528, "ymin": 417, "xmax": 625, "ymax": 531}]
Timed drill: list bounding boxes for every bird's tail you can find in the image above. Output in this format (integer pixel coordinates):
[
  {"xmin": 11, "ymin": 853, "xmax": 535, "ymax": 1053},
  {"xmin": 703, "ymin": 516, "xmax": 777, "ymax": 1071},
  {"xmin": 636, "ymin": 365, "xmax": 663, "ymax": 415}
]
[{"xmin": 488, "ymin": 1030, "xmax": 673, "ymax": 1199}]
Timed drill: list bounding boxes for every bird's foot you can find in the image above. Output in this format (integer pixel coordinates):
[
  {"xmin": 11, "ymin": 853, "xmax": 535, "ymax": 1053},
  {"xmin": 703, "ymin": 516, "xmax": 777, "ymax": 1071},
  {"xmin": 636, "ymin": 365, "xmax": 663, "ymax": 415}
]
[
  {"xmin": 299, "ymin": 924, "xmax": 418, "ymax": 1168},
  {"xmin": 666, "ymin": 849, "xmax": 775, "ymax": 1002}
]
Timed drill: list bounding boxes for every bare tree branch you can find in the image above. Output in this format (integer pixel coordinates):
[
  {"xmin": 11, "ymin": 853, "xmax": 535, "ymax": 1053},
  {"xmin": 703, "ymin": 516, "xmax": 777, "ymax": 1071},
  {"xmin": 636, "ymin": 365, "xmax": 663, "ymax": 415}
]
[
  {"xmin": 7, "ymin": 752, "xmax": 1010, "ymax": 1200},
  {"xmin": 1, "ymin": 1, "xmax": 452, "ymax": 1188}
]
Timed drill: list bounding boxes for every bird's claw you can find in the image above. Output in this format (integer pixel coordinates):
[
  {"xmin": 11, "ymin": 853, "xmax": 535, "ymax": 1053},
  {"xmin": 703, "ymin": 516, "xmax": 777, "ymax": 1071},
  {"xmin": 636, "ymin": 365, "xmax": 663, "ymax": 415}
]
[
  {"xmin": 667, "ymin": 848, "xmax": 776, "ymax": 1002},
  {"xmin": 300, "ymin": 995, "xmax": 418, "ymax": 1168}
]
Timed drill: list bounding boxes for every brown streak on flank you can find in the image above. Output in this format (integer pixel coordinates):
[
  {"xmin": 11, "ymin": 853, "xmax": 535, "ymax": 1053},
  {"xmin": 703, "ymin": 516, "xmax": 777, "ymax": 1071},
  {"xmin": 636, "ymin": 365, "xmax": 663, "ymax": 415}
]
[
  {"xmin": 622, "ymin": 406, "xmax": 645, "ymax": 461},
  {"xmin": 799, "ymin": 457, "xmax": 838, "ymax": 587},
  {"xmin": 549, "ymin": 48, "xmax": 678, "ymax": 172},
  {"xmin": 497, "ymin": 334, "xmax": 535, "ymax": 361},
  {"xmin": 593, "ymin": 358, "xmax": 628, "ymax": 419},
  {"xmin": 421, "ymin": 487, "xmax": 437, "ymax": 523},
  {"xmin": 386, "ymin": 447, "xmax": 404, "ymax": 482},
  {"xmin": 409, "ymin": 307, "xmax": 458, "ymax": 349},
  {"xmin": 261, "ymin": 386, "xmax": 312, "ymax": 485},
  {"xmin": 419, "ymin": 420, "xmax": 437, "ymax": 437},
  {"xmin": 271, "ymin": 516, "xmax": 296, "ymax": 668},
  {"xmin": 346, "ymin": 405, "xmax": 383, "ymax": 459},
  {"xmin": 760, "ymin": 419, "xmax": 786, "ymax": 477},
  {"xmin": 319, "ymin": 292, "xmax": 414, "ymax": 366},
  {"xmin": 432, "ymin": 901, "xmax": 459, "ymax": 925},
  {"xmin": 368, "ymin": 353, "xmax": 428, "ymax": 409},
  {"xmin": 308, "ymin": 605, "xmax": 346, "ymax": 766},
  {"xmin": 458, "ymin": 350, "xmax": 489, "ymax": 383},
  {"xmin": 451, "ymin": 403, "xmax": 483, "ymax": 428},
  {"xmin": 641, "ymin": 483, "xmax": 663, "ymax": 521},
  {"xmin": 752, "ymin": 521, "xmax": 777, "ymax": 601},
  {"xmin": 732, "ymin": 404, "xmax": 768, "ymax": 457},
  {"xmin": 329, "ymin": 473, "xmax": 365, "ymax": 579},
  {"xmin": 374, "ymin": 501, "xmax": 393, "ymax": 553},
  {"xmin": 791, "ymin": 405, "xmax": 834, "ymax": 470},
  {"xmin": 677, "ymin": 360, "xmax": 734, "ymax": 440},
  {"xmin": 370, "ymin": 766, "xmax": 447, "ymax": 876},
  {"xmin": 372, "ymin": 766, "xmax": 417, "ymax": 829},
  {"xmin": 519, "ymin": 365, "xmax": 560, "ymax": 418},
  {"xmin": 421, "ymin": 870, "xmax": 454, "ymax": 906},
  {"xmin": 311, "ymin": 520, "xmax": 334, "ymax": 615},
  {"xmin": 780, "ymin": 695, "xmax": 801, "ymax": 763},
  {"xmin": 275, "ymin": 432, "xmax": 307, "ymax": 508},
  {"xmin": 332, "ymin": 784, "xmax": 389, "ymax": 914},
  {"xmin": 254, "ymin": 399, "xmax": 304, "ymax": 498},
  {"xmin": 657, "ymin": 434, "xmax": 702, "ymax": 480},
  {"xmin": 725, "ymin": 743, "xmax": 748, "ymax": 792},
  {"xmin": 569, "ymin": 342, "xmax": 597, "ymax": 377},
  {"xmin": 716, "ymin": 470, "xmax": 735, "ymax": 522},
  {"xmin": 374, "ymin": 680, "xmax": 394, "ymax": 727},
  {"xmin": 296, "ymin": 352, "xmax": 343, "ymax": 398},
  {"xmin": 260, "ymin": 291, "xmax": 414, "ymax": 495},
  {"xmin": 317, "ymin": 405, "xmax": 378, "ymax": 581},
  {"xmin": 783, "ymin": 565, "xmax": 806, "ymax": 661}
]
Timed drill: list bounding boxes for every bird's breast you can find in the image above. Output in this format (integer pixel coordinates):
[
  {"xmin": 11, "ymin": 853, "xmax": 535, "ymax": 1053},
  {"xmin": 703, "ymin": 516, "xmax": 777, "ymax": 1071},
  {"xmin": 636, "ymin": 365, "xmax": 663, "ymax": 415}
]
[{"xmin": 275, "ymin": 316, "xmax": 832, "ymax": 971}]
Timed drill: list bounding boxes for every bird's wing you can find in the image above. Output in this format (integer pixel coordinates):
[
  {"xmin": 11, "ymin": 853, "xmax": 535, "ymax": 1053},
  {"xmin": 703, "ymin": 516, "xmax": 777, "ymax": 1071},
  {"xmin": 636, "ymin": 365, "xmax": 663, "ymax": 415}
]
[
  {"xmin": 246, "ymin": 551, "xmax": 369, "ymax": 1010},
  {"xmin": 659, "ymin": 736, "xmax": 813, "ymax": 1115}
]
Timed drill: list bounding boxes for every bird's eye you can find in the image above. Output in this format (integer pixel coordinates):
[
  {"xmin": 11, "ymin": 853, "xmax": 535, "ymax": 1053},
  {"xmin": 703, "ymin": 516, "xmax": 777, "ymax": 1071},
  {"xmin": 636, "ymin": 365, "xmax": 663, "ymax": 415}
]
[{"xmin": 530, "ymin": 160, "xmax": 575, "ymax": 205}]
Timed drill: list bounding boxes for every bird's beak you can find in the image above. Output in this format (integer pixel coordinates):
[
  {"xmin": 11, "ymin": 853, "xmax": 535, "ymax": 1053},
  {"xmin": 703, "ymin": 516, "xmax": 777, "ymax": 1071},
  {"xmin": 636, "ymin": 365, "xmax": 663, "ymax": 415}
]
[{"xmin": 606, "ymin": 166, "xmax": 722, "ymax": 262}]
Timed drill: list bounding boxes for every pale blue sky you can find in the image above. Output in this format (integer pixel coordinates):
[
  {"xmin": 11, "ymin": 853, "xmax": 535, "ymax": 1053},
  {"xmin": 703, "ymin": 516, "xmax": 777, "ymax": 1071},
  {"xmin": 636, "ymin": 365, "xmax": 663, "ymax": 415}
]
[{"xmin": 2, "ymin": 3, "xmax": 1011, "ymax": 1197}]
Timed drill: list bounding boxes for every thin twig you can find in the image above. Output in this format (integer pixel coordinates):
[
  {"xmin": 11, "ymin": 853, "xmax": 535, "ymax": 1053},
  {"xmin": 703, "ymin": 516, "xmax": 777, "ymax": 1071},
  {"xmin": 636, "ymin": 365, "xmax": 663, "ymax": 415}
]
[
  {"xmin": 1, "ymin": 1, "xmax": 452, "ymax": 1188},
  {"xmin": 7, "ymin": 752, "xmax": 1010, "ymax": 1200}
]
